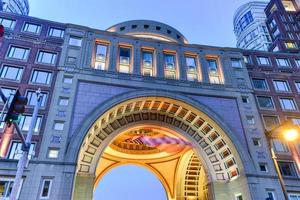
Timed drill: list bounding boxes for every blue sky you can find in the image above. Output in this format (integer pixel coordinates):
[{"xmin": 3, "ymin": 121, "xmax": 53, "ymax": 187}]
[{"xmin": 27, "ymin": 1, "xmax": 270, "ymax": 199}]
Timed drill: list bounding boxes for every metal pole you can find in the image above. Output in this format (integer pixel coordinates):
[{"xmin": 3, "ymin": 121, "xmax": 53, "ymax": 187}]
[{"xmin": 9, "ymin": 89, "xmax": 42, "ymax": 200}]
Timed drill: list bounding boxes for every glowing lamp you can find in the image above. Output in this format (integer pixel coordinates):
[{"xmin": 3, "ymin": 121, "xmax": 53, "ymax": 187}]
[{"xmin": 283, "ymin": 129, "xmax": 299, "ymax": 142}]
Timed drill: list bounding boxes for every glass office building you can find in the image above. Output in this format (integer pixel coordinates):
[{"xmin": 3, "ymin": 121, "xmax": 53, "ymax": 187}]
[{"xmin": 0, "ymin": 0, "xmax": 29, "ymax": 15}]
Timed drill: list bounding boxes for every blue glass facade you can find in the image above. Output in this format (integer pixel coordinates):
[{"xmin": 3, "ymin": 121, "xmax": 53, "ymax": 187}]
[
  {"xmin": 234, "ymin": 11, "xmax": 254, "ymax": 35},
  {"xmin": 0, "ymin": 0, "xmax": 29, "ymax": 15}
]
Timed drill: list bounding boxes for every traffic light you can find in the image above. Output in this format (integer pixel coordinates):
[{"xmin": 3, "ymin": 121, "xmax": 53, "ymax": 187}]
[
  {"xmin": 5, "ymin": 91, "xmax": 28, "ymax": 124},
  {"xmin": 0, "ymin": 25, "xmax": 4, "ymax": 38}
]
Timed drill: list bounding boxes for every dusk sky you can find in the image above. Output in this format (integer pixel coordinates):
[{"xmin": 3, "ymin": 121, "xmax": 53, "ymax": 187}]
[{"xmin": 27, "ymin": 1, "xmax": 269, "ymax": 199}]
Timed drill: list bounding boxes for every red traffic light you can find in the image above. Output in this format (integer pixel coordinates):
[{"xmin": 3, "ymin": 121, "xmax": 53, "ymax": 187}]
[{"xmin": 0, "ymin": 25, "xmax": 4, "ymax": 37}]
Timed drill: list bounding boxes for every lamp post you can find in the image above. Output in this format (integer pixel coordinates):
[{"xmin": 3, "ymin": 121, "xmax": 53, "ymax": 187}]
[{"xmin": 266, "ymin": 122, "xmax": 300, "ymax": 200}]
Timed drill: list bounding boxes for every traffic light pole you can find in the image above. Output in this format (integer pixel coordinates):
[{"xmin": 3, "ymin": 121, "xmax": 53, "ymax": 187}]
[{"xmin": 9, "ymin": 90, "xmax": 42, "ymax": 200}]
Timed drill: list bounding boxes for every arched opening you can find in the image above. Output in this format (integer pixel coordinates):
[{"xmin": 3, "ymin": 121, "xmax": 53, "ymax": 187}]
[
  {"xmin": 70, "ymin": 95, "xmax": 253, "ymax": 200},
  {"xmin": 94, "ymin": 164, "xmax": 168, "ymax": 200}
]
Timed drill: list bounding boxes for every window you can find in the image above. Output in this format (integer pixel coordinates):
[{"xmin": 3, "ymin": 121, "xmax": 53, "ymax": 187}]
[
  {"xmin": 47, "ymin": 148, "xmax": 59, "ymax": 159},
  {"xmin": 58, "ymin": 98, "xmax": 69, "ymax": 106},
  {"xmin": 22, "ymin": 22, "xmax": 41, "ymax": 34},
  {"xmin": 207, "ymin": 58, "xmax": 221, "ymax": 84},
  {"xmin": 69, "ymin": 37, "xmax": 82, "ymax": 47},
  {"xmin": 30, "ymin": 70, "xmax": 52, "ymax": 85},
  {"xmin": 263, "ymin": 115, "xmax": 280, "ymax": 130},
  {"xmin": 253, "ymin": 138, "xmax": 261, "ymax": 146},
  {"xmin": 40, "ymin": 179, "xmax": 52, "ymax": 199},
  {"xmin": 280, "ymin": 98, "xmax": 297, "ymax": 111},
  {"xmin": 48, "ymin": 27, "xmax": 64, "ymax": 38},
  {"xmin": 252, "ymin": 78, "xmax": 268, "ymax": 90},
  {"xmin": 0, "ymin": 65, "xmax": 23, "ymax": 81},
  {"xmin": 295, "ymin": 59, "xmax": 300, "ymax": 68},
  {"xmin": 235, "ymin": 194, "xmax": 243, "ymax": 200},
  {"xmin": 8, "ymin": 141, "xmax": 35, "ymax": 159},
  {"xmin": 164, "ymin": 53, "xmax": 176, "ymax": 79},
  {"xmin": 26, "ymin": 91, "xmax": 48, "ymax": 107},
  {"xmin": 259, "ymin": 163, "xmax": 268, "ymax": 172},
  {"xmin": 273, "ymin": 139, "xmax": 289, "ymax": 153},
  {"xmin": 186, "ymin": 56, "xmax": 198, "ymax": 81},
  {"xmin": 142, "ymin": 51, "xmax": 154, "ymax": 76},
  {"xmin": 282, "ymin": 0, "xmax": 296, "ymax": 11},
  {"xmin": 119, "ymin": 47, "xmax": 132, "ymax": 73},
  {"xmin": 242, "ymin": 96, "xmax": 249, "ymax": 104},
  {"xmin": 288, "ymin": 118, "xmax": 300, "ymax": 126},
  {"xmin": 0, "ymin": 87, "xmax": 16, "ymax": 104},
  {"xmin": 231, "ymin": 58, "xmax": 242, "ymax": 68},
  {"xmin": 0, "ymin": 17, "xmax": 16, "ymax": 29},
  {"xmin": 257, "ymin": 57, "xmax": 270, "ymax": 65},
  {"xmin": 273, "ymin": 80, "xmax": 290, "ymax": 92},
  {"xmin": 234, "ymin": 10, "xmax": 254, "ymax": 35},
  {"xmin": 18, "ymin": 115, "xmax": 42, "ymax": 133},
  {"xmin": 278, "ymin": 161, "xmax": 298, "ymax": 177},
  {"xmin": 295, "ymin": 82, "xmax": 300, "ymax": 92},
  {"xmin": 63, "ymin": 76, "xmax": 73, "ymax": 84},
  {"xmin": 37, "ymin": 51, "xmax": 57, "ymax": 65},
  {"xmin": 54, "ymin": 122, "xmax": 64, "ymax": 131},
  {"xmin": 7, "ymin": 46, "xmax": 30, "ymax": 60},
  {"xmin": 247, "ymin": 116, "xmax": 255, "ymax": 125},
  {"xmin": 257, "ymin": 96, "xmax": 274, "ymax": 109},
  {"xmin": 276, "ymin": 58, "xmax": 290, "ymax": 68},
  {"xmin": 285, "ymin": 42, "xmax": 297, "ymax": 49},
  {"xmin": 266, "ymin": 190, "xmax": 276, "ymax": 200},
  {"xmin": 243, "ymin": 55, "xmax": 252, "ymax": 64},
  {"xmin": 94, "ymin": 43, "xmax": 108, "ymax": 70},
  {"xmin": 0, "ymin": 177, "xmax": 23, "ymax": 199},
  {"xmin": 289, "ymin": 193, "xmax": 300, "ymax": 200}
]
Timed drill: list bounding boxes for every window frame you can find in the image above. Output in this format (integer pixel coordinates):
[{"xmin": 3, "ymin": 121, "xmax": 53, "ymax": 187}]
[
  {"xmin": 0, "ymin": 64, "xmax": 24, "ymax": 82},
  {"xmin": 22, "ymin": 22, "xmax": 42, "ymax": 34},
  {"xmin": 39, "ymin": 178, "xmax": 53, "ymax": 199},
  {"xmin": 36, "ymin": 50, "xmax": 58, "ymax": 65},
  {"xmin": 141, "ymin": 48, "xmax": 155, "ymax": 77},
  {"xmin": 185, "ymin": 54, "xmax": 199, "ymax": 81},
  {"xmin": 25, "ymin": 90, "xmax": 48, "ymax": 108},
  {"xmin": 277, "ymin": 161, "xmax": 298, "ymax": 177},
  {"xmin": 68, "ymin": 36, "xmax": 83, "ymax": 47},
  {"xmin": 6, "ymin": 45, "xmax": 30, "ymax": 61},
  {"xmin": 262, "ymin": 114, "xmax": 281, "ymax": 130},
  {"xmin": 94, "ymin": 42, "xmax": 109, "ymax": 70},
  {"xmin": 206, "ymin": 56, "xmax": 223, "ymax": 84},
  {"xmin": 0, "ymin": 17, "xmax": 16, "ymax": 30},
  {"xmin": 256, "ymin": 96, "xmax": 275, "ymax": 110},
  {"xmin": 163, "ymin": 51, "xmax": 178, "ymax": 80},
  {"xmin": 257, "ymin": 56, "xmax": 271, "ymax": 66},
  {"xmin": 48, "ymin": 27, "xmax": 64, "ymax": 38},
  {"xmin": 118, "ymin": 45, "xmax": 133, "ymax": 74},
  {"xmin": 279, "ymin": 97, "xmax": 298, "ymax": 111},
  {"xmin": 272, "ymin": 80, "xmax": 290, "ymax": 92},
  {"xmin": 252, "ymin": 78, "xmax": 269, "ymax": 91},
  {"xmin": 29, "ymin": 69, "xmax": 53, "ymax": 86},
  {"xmin": 275, "ymin": 58, "xmax": 291, "ymax": 68}
]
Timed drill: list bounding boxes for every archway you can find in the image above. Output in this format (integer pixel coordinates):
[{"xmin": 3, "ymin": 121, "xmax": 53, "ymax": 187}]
[{"xmin": 69, "ymin": 94, "xmax": 253, "ymax": 200}]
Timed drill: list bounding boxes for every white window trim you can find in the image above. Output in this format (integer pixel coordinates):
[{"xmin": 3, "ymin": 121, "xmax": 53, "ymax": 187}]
[
  {"xmin": 40, "ymin": 179, "xmax": 53, "ymax": 199},
  {"xmin": 0, "ymin": 177, "xmax": 23, "ymax": 199}
]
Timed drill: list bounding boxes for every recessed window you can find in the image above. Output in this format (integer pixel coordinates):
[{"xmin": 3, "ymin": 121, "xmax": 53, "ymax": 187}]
[
  {"xmin": 156, "ymin": 26, "xmax": 161, "ymax": 30},
  {"xmin": 54, "ymin": 122, "xmax": 64, "ymax": 131},
  {"xmin": 231, "ymin": 58, "xmax": 242, "ymax": 68},
  {"xmin": 295, "ymin": 82, "xmax": 300, "ymax": 92},
  {"xmin": 0, "ymin": 87, "xmax": 16, "ymax": 104},
  {"xmin": 273, "ymin": 139, "xmax": 289, "ymax": 153},
  {"xmin": 235, "ymin": 194, "xmax": 243, "ymax": 200},
  {"xmin": 18, "ymin": 115, "xmax": 42, "ymax": 133},
  {"xmin": 37, "ymin": 51, "xmax": 57, "ymax": 65},
  {"xmin": 285, "ymin": 42, "xmax": 297, "ymax": 49},
  {"xmin": 266, "ymin": 190, "xmax": 276, "ymax": 200},
  {"xmin": 288, "ymin": 117, "xmax": 300, "ymax": 126},
  {"xmin": 8, "ymin": 141, "xmax": 35, "ymax": 160},
  {"xmin": 246, "ymin": 116, "xmax": 255, "ymax": 125},
  {"xmin": 120, "ymin": 26, "xmax": 125, "ymax": 31},
  {"xmin": 142, "ymin": 50, "xmax": 154, "ymax": 76},
  {"xmin": 295, "ymin": 59, "xmax": 300, "ymax": 68},
  {"xmin": 7, "ymin": 46, "xmax": 30, "ymax": 60},
  {"xmin": 0, "ymin": 65, "xmax": 23, "ymax": 81},
  {"xmin": 257, "ymin": 96, "xmax": 274, "ymax": 109},
  {"xmin": 243, "ymin": 55, "xmax": 252, "ymax": 64},
  {"xmin": 252, "ymin": 78, "xmax": 268, "ymax": 90},
  {"xmin": 30, "ymin": 70, "xmax": 52, "ymax": 85},
  {"xmin": 69, "ymin": 37, "xmax": 82, "ymax": 47},
  {"xmin": 131, "ymin": 25, "xmax": 137, "ymax": 29},
  {"xmin": 259, "ymin": 163, "xmax": 268, "ymax": 172},
  {"xmin": 0, "ymin": 177, "xmax": 23, "ymax": 199},
  {"xmin": 242, "ymin": 96, "xmax": 249, "ymax": 103},
  {"xmin": 253, "ymin": 138, "xmax": 261, "ymax": 146},
  {"xmin": 47, "ymin": 148, "xmax": 59, "ymax": 159},
  {"xmin": 58, "ymin": 98, "xmax": 69, "ymax": 106},
  {"xmin": 0, "ymin": 17, "xmax": 16, "ymax": 29},
  {"xmin": 40, "ymin": 179, "xmax": 52, "ymax": 199},
  {"xmin": 22, "ymin": 22, "xmax": 41, "ymax": 34},
  {"xmin": 282, "ymin": 0, "xmax": 296, "ymax": 11},
  {"xmin": 164, "ymin": 53, "xmax": 176, "ymax": 79},
  {"xmin": 279, "ymin": 98, "xmax": 297, "ymax": 111},
  {"xmin": 289, "ymin": 193, "xmax": 300, "ymax": 199},
  {"xmin": 94, "ymin": 43, "xmax": 108, "ymax": 70},
  {"xmin": 207, "ymin": 58, "xmax": 222, "ymax": 84},
  {"xmin": 186, "ymin": 56, "xmax": 198, "ymax": 81},
  {"xmin": 26, "ymin": 91, "xmax": 48, "ymax": 107},
  {"xmin": 63, "ymin": 76, "xmax": 73, "ymax": 84},
  {"xmin": 119, "ymin": 47, "xmax": 132, "ymax": 73},
  {"xmin": 276, "ymin": 58, "xmax": 290, "ymax": 68},
  {"xmin": 263, "ymin": 115, "xmax": 280, "ymax": 130},
  {"xmin": 48, "ymin": 27, "xmax": 64, "ymax": 38},
  {"xmin": 144, "ymin": 24, "xmax": 149, "ymax": 29},
  {"xmin": 257, "ymin": 57, "xmax": 271, "ymax": 65},
  {"xmin": 278, "ymin": 161, "xmax": 298, "ymax": 177},
  {"xmin": 273, "ymin": 80, "xmax": 290, "ymax": 92}
]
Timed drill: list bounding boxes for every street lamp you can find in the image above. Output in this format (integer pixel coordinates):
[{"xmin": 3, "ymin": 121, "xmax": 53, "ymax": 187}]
[{"xmin": 266, "ymin": 122, "xmax": 300, "ymax": 200}]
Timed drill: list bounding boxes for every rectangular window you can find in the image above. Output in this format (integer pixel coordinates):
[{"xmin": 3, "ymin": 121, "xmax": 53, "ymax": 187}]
[
  {"xmin": 278, "ymin": 161, "xmax": 298, "ymax": 177},
  {"xmin": 263, "ymin": 115, "xmax": 280, "ymax": 130},
  {"xmin": 253, "ymin": 138, "xmax": 261, "ymax": 146},
  {"xmin": 37, "ymin": 51, "xmax": 57, "ymax": 65},
  {"xmin": 30, "ymin": 70, "xmax": 52, "ymax": 85},
  {"xmin": 295, "ymin": 59, "xmax": 300, "ymax": 68},
  {"xmin": 295, "ymin": 82, "xmax": 300, "ymax": 92},
  {"xmin": 252, "ymin": 78, "xmax": 268, "ymax": 90},
  {"xmin": 0, "ymin": 17, "xmax": 16, "ymax": 29},
  {"xmin": 7, "ymin": 46, "xmax": 30, "ymax": 60},
  {"xmin": 142, "ymin": 51, "xmax": 154, "ymax": 76},
  {"xmin": 247, "ymin": 116, "xmax": 255, "ymax": 125},
  {"xmin": 235, "ymin": 194, "xmax": 243, "ymax": 200},
  {"xmin": 47, "ymin": 148, "xmax": 59, "ymax": 159},
  {"xmin": 266, "ymin": 190, "xmax": 276, "ymax": 200},
  {"xmin": 18, "ymin": 115, "xmax": 42, "ymax": 133},
  {"xmin": 288, "ymin": 117, "xmax": 300, "ymax": 126},
  {"xmin": 69, "ymin": 37, "xmax": 82, "ymax": 47},
  {"xmin": 186, "ymin": 56, "xmax": 198, "ymax": 81},
  {"xmin": 273, "ymin": 139, "xmax": 289, "ymax": 153},
  {"xmin": 280, "ymin": 98, "xmax": 297, "ymax": 111},
  {"xmin": 282, "ymin": 0, "xmax": 296, "ymax": 11},
  {"xmin": 164, "ymin": 53, "xmax": 176, "ymax": 79},
  {"xmin": 8, "ymin": 141, "xmax": 35, "ymax": 160},
  {"xmin": 0, "ymin": 65, "xmax": 23, "ymax": 81},
  {"xmin": 40, "ymin": 179, "xmax": 52, "ymax": 199},
  {"xmin": 276, "ymin": 58, "xmax": 290, "ymax": 68},
  {"xmin": 48, "ymin": 27, "xmax": 64, "ymax": 38},
  {"xmin": 257, "ymin": 57, "xmax": 271, "ymax": 65},
  {"xmin": 289, "ymin": 193, "xmax": 300, "ymax": 199},
  {"xmin": 259, "ymin": 163, "xmax": 268, "ymax": 172},
  {"xmin": 257, "ymin": 96, "xmax": 274, "ymax": 109},
  {"xmin": 58, "ymin": 98, "xmax": 69, "ymax": 106},
  {"xmin": 0, "ymin": 177, "xmax": 23, "ymax": 199},
  {"xmin": 63, "ymin": 76, "xmax": 73, "ymax": 84},
  {"xmin": 23, "ymin": 22, "xmax": 41, "ymax": 34},
  {"xmin": 26, "ymin": 91, "xmax": 48, "ymax": 107},
  {"xmin": 207, "ymin": 58, "xmax": 221, "ymax": 84},
  {"xmin": 54, "ymin": 122, "xmax": 64, "ymax": 131},
  {"xmin": 119, "ymin": 47, "xmax": 132, "ymax": 73},
  {"xmin": 0, "ymin": 87, "xmax": 16, "ymax": 105},
  {"xmin": 243, "ymin": 55, "xmax": 252, "ymax": 64},
  {"xmin": 231, "ymin": 58, "xmax": 242, "ymax": 68},
  {"xmin": 94, "ymin": 43, "xmax": 108, "ymax": 70},
  {"xmin": 273, "ymin": 80, "xmax": 290, "ymax": 92},
  {"xmin": 285, "ymin": 42, "xmax": 297, "ymax": 49}
]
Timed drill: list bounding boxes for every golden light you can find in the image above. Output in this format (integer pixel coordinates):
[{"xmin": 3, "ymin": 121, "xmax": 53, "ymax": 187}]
[{"xmin": 283, "ymin": 129, "xmax": 299, "ymax": 142}]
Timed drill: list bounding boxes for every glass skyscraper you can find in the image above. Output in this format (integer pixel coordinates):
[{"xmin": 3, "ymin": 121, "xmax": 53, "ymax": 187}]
[{"xmin": 0, "ymin": 0, "xmax": 29, "ymax": 15}]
